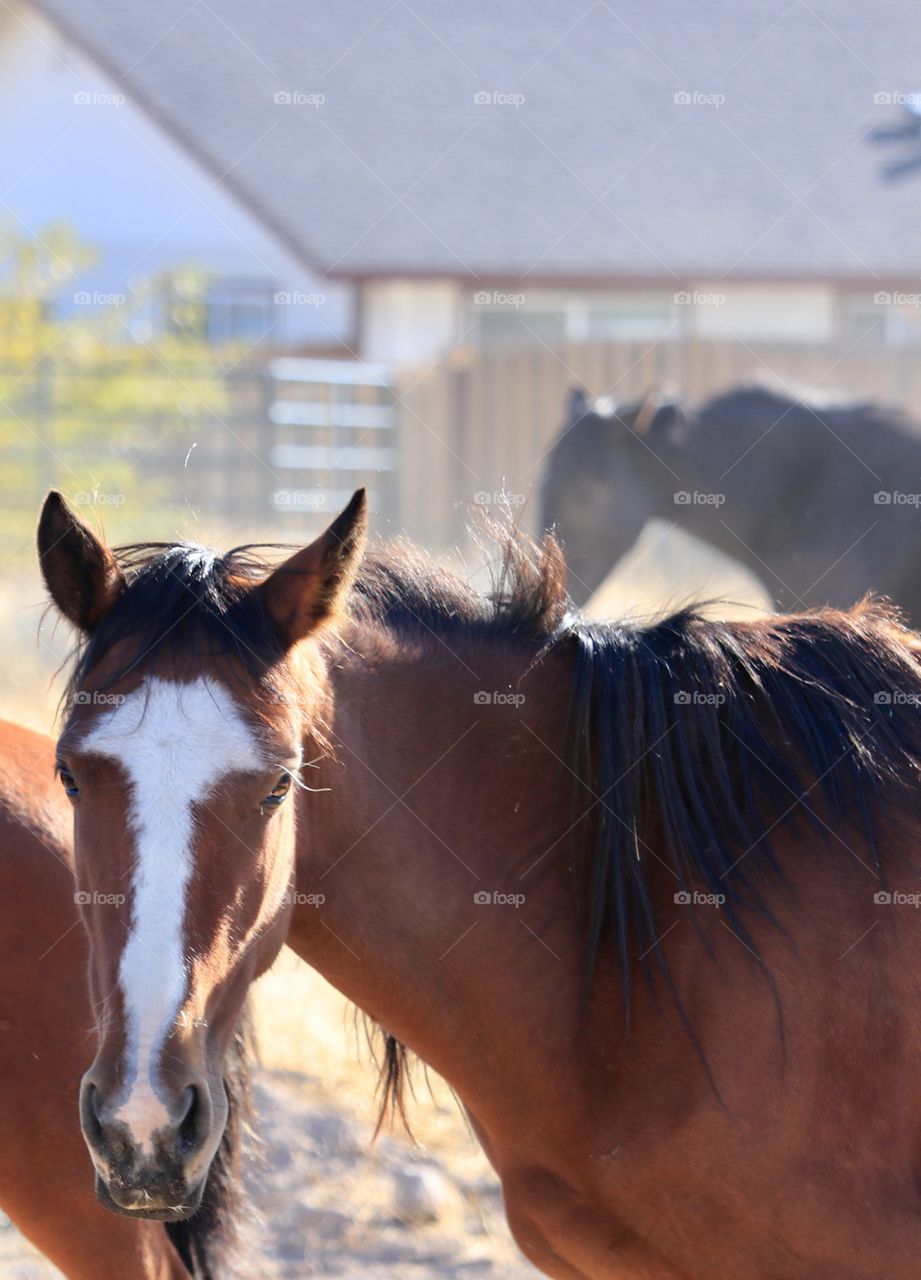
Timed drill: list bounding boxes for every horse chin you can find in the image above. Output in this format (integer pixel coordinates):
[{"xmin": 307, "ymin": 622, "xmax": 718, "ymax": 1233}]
[{"xmin": 94, "ymin": 1171, "xmax": 205, "ymax": 1221}]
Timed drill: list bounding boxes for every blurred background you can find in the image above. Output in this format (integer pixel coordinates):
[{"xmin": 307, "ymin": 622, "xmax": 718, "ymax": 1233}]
[{"xmin": 2, "ymin": 0, "xmax": 920, "ymax": 1273}]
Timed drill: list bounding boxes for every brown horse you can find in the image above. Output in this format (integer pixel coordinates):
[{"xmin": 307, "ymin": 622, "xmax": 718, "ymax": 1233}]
[
  {"xmin": 38, "ymin": 487, "xmax": 921, "ymax": 1279},
  {"xmin": 0, "ymin": 718, "xmax": 202, "ymax": 1278}
]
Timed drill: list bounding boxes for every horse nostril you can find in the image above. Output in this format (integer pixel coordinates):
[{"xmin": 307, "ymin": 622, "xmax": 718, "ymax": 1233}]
[
  {"xmin": 177, "ymin": 1083, "xmax": 207, "ymax": 1155},
  {"xmin": 79, "ymin": 1079, "xmax": 107, "ymax": 1150}
]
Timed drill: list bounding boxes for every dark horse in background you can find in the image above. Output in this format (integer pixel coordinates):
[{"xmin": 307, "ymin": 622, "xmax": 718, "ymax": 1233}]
[{"xmin": 542, "ymin": 385, "xmax": 921, "ymax": 618}]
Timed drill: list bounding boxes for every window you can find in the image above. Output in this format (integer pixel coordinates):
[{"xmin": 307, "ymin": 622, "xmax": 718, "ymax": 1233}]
[
  {"xmin": 473, "ymin": 290, "xmax": 677, "ymax": 347},
  {"xmin": 840, "ymin": 290, "xmax": 921, "ymax": 350},
  {"xmin": 207, "ymin": 279, "xmax": 277, "ymax": 344}
]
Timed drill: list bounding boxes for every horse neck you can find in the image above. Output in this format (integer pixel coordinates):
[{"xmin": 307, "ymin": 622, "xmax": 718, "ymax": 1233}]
[
  {"xmin": 652, "ymin": 413, "xmax": 771, "ymax": 569},
  {"xmin": 285, "ymin": 619, "xmax": 590, "ymax": 1097}
]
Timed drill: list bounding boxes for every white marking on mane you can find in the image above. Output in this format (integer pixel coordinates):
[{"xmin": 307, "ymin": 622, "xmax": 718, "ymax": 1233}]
[{"xmin": 81, "ymin": 676, "xmax": 265, "ymax": 1152}]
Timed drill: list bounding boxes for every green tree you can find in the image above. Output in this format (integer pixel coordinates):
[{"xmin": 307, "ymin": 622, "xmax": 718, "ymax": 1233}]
[{"xmin": 0, "ymin": 222, "xmax": 231, "ymax": 559}]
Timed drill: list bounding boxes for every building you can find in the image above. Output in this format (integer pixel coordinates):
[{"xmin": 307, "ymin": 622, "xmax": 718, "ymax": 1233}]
[{"xmin": 4, "ymin": 0, "xmax": 921, "ymax": 364}]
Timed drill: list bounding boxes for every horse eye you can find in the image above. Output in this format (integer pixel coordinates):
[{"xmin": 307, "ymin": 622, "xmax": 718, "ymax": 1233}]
[
  {"xmin": 57, "ymin": 766, "xmax": 79, "ymax": 799},
  {"xmin": 260, "ymin": 773, "xmax": 292, "ymax": 813}
]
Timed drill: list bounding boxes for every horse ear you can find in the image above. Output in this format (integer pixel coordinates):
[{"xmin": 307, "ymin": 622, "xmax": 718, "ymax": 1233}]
[
  {"xmin": 633, "ymin": 393, "xmax": 687, "ymax": 442},
  {"xmin": 37, "ymin": 491, "xmax": 125, "ymax": 632},
  {"xmin": 567, "ymin": 386, "xmax": 589, "ymax": 424},
  {"xmin": 652, "ymin": 400, "xmax": 688, "ymax": 443},
  {"xmin": 257, "ymin": 489, "xmax": 368, "ymax": 646}
]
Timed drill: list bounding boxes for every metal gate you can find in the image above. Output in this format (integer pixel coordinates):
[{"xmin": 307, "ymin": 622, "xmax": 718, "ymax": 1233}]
[{"xmin": 267, "ymin": 357, "xmax": 398, "ymax": 534}]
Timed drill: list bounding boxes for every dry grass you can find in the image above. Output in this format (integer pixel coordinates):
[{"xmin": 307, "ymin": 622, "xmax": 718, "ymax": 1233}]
[{"xmin": 252, "ymin": 950, "xmax": 490, "ymax": 1175}]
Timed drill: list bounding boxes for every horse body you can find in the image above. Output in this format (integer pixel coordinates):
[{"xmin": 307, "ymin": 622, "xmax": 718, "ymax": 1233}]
[
  {"xmin": 542, "ymin": 386, "xmax": 921, "ymax": 620},
  {"xmin": 288, "ymin": 612, "xmax": 921, "ymax": 1279},
  {"xmin": 38, "ymin": 488, "xmax": 921, "ymax": 1279},
  {"xmin": 0, "ymin": 718, "xmax": 190, "ymax": 1278}
]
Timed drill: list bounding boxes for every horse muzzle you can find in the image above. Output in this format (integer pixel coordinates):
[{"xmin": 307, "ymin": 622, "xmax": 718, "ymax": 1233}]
[{"xmin": 80, "ymin": 1070, "xmax": 222, "ymax": 1220}]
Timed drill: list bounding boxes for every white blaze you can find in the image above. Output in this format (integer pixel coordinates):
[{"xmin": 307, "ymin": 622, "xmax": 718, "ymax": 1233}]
[{"xmin": 81, "ymin": 676, "xmax": 265, "ymax": 1151}]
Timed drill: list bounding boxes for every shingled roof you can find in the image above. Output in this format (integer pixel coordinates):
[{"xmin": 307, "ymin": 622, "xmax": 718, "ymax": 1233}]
[{"xmin": 32, "ymin": 0, "xmax": 921, "ymax": 282}]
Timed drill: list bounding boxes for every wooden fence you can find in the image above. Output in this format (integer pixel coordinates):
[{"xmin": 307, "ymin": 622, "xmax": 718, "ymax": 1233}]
[
  {"xmin": 395, "ymin": 337, "xmax": 921, "ymax": 553},
  {"xmin": 0, "ymin": 356, "xmax": 399, "ymax": 556},
  {"xmin": 9, "ymin": 337, "xmax": 921, "ymax": 562}
]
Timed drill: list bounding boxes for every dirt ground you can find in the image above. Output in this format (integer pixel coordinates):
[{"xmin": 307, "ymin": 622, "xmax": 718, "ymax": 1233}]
[
  {"xmin": 0, "ymin": 524, "xmax": 770, "ymax": 1278},
  {"xmin": 0, "ymin": 956, "xmax": 543, "ymax": 1280}
]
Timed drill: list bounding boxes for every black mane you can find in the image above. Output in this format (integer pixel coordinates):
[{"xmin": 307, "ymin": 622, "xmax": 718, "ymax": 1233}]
[
  {"xmin": 560, "ymin": 602, "xmax": 921, "ymax": 1003},
  {"xmin": 58, "ymin": 526, "xmax": 921, "ymax": 1121},
  {"xmin": 351, "ymin": 532, "xmax": 569, "ymax": 641},
  {"xmin": 66, "ymin": 531, "xmax": 921, "ymax": 945},
  {"xmin": 347, "ymin": 535, "xmax": 921, "ymax": 1004},
  {"xmin": 63, "ymin": 526, "xmax": 570, "ymax": 708}
]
